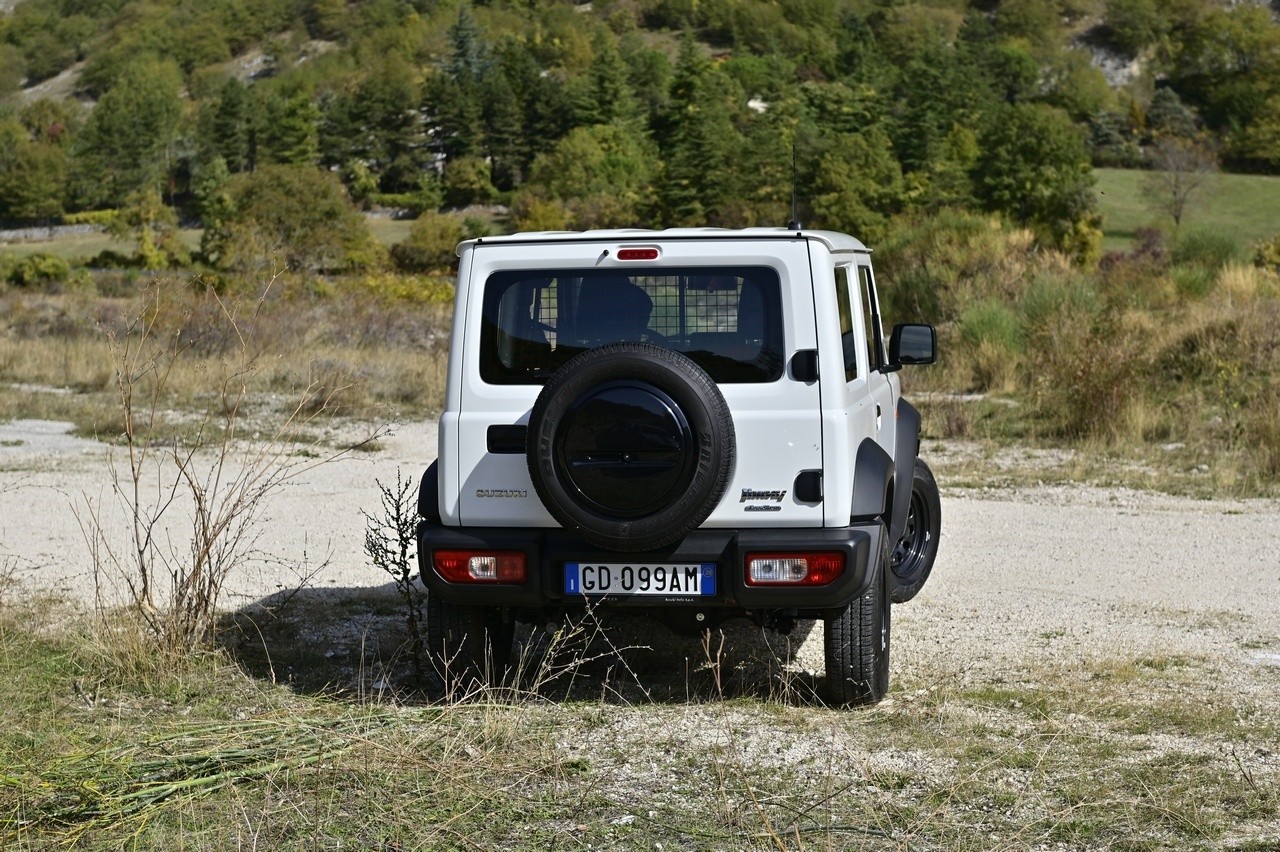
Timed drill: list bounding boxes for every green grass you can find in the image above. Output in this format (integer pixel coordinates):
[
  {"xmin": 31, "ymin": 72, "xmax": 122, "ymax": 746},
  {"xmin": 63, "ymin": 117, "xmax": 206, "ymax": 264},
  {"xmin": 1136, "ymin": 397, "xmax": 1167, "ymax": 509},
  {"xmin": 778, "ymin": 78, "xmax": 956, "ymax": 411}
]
[
  {"xmin": 0, "ymin": 228, "xmax": 203, "ymax": 262},
  {"xmin": 1096, "ymin": 167, "xmax": 1280, "ymax": 253},
  {"xmin": 1, "ymin": 217, "xmax": 412, "ymax": 264},
  {"xmin": 366, "ymin": 216, "xmax": 413, "ymax": 246}
]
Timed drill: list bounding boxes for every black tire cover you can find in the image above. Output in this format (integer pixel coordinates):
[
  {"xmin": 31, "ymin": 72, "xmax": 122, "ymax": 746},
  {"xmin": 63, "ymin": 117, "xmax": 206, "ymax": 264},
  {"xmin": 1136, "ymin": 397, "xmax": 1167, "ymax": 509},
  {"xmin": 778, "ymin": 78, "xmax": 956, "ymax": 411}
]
[{"xmin": 527, "ymin": 342, "xmax": 735, "ymax": 551}]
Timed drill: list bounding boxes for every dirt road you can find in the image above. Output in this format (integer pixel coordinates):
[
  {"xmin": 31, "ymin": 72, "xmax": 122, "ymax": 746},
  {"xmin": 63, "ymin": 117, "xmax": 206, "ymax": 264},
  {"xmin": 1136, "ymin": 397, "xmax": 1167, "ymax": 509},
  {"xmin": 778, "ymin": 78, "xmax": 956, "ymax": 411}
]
[{"xmin": 2, "ymin": 417, "xmax": 1279, "ymax": 692}]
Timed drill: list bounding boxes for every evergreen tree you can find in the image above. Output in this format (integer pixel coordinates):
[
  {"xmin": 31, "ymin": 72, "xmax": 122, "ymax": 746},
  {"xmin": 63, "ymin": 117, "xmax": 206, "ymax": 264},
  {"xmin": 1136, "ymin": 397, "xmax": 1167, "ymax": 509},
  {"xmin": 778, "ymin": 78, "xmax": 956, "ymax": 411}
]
[
  {"xmin": 199, "ymin": 78, "xmax": 255, "ymax": 173},
  {"xmin": 482, "ymin": 74, "xmax": 527, "ymax": 191},
  {"xmin": 657, "ymin": 35, "xmax": 740, "ymax": 226},
  {"xmin": 259, "ymin": 91, "xmax": 321, "ymax": 166},
  {"xmin": 69, "ymin": 57, "xmax": 184, "ymax": 208},
  {"xmin": 0, "ymin": 119, "xmax": 67, "ymax": 223},
  {"xmin": 578, "ymin": 31, "xmax": 640, "ymax": 128}
]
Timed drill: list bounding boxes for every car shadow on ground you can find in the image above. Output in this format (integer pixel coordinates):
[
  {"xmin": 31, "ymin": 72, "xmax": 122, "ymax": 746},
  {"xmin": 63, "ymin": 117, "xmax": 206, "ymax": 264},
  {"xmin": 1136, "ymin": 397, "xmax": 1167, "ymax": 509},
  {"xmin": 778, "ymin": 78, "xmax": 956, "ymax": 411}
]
[{"xmin": 219, "ymin": 582, "xmax": 827, "ymax": 707}]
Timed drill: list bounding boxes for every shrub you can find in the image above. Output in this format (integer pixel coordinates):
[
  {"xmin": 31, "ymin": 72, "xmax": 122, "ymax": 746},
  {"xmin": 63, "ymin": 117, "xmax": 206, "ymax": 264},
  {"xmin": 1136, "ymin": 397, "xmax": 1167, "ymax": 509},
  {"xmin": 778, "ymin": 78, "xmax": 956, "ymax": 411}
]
[
  {"xmin": 1019, "ymin": 270, "xmax": 1146, "ymax": 439},
  {"xmin": 8, "ymin": 253, "xmax": 71, "ymax": 287},
  {"xmin": 509, "ymin": 192, "xmax": 570, "ymax": 232},
  {"xmin": 389, "ymin": 212, "xmax": 465, "ymax": 274},
  {"xmin": 350, "ymin": 271, "xmax": 455, "ymax": 305},
  {"xmin": 1172, "ymin": 229, "xmax": 1245, "ymax": 273},
  {"xmin": 63, "ymin": 209, "xmax": 120, "ymax": 227},
  {"xmin": 1170, "ymin": 264, "xmax": 1215, "ymax": 299},
  {"xmin": 1254, "ymin": 234, "xmax": 1280, "ymax": 272},
  {"xmin": 876, "ymin": 210, "xmax": 1038, "ymax": 324},
  {"xmin": 957, "ymin": 300, "xmax": 1023, "ymax": 391},
  {"xmin": 201, "ymin": 164, "xmax": 382, "ymax": 275}
]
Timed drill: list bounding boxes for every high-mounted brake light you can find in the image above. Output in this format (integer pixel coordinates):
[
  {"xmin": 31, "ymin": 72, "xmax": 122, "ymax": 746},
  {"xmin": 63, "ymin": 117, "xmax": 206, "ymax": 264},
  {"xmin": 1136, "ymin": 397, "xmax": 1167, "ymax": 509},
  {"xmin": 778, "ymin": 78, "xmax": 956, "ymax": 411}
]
[
  {"xmin": 745, "ymin": 552, "xmax": 845, "ymax": 586},
  {"xmin": 616, "ymin": 247, "xmax": 660, "ymax": 261},
  {"xmin": 434, "ymin": 550, "xmax": 527, "ymax": 584}
]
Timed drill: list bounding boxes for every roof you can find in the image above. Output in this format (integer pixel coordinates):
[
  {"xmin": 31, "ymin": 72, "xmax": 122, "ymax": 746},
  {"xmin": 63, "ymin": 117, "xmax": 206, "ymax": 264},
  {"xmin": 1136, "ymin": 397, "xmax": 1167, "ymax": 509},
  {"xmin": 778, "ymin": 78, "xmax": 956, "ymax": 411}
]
[{"xmin": 457, "ymin": 227, "xmax": 871, "ymax": 255}]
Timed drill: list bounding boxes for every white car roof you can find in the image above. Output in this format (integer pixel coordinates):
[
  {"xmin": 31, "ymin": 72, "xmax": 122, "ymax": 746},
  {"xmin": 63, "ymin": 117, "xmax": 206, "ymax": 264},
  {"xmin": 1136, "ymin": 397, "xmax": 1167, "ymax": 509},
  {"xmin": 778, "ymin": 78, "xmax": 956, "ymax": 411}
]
[{"xmin": 458, "ymin": 227, "xmax": 871, "ymax": 256}]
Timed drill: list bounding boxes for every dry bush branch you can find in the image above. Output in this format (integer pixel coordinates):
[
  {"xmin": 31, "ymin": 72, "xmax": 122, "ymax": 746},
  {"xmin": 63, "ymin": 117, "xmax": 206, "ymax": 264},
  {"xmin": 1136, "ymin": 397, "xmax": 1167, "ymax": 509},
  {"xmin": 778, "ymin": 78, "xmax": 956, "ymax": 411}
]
[{"xmin": 80, "ymin": 277, "xmax": 389, "ymax": 655}]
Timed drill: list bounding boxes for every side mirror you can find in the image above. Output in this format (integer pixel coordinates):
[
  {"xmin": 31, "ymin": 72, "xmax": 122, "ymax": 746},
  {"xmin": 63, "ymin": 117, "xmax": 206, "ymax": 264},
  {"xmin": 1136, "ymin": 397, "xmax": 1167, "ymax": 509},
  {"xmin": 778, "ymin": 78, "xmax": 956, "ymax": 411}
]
[{"xmin": 888, "ymin": 323, "xmax": 937, "ymax": 367}]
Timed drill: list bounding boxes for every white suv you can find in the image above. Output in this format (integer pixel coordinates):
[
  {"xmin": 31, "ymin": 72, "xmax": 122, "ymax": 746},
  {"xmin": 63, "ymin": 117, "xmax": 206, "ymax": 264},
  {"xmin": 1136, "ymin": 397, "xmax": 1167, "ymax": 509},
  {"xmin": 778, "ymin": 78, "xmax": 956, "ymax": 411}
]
[{"xmin": 417, "ymin": 227, "xmax": 940, "ymax": 705}]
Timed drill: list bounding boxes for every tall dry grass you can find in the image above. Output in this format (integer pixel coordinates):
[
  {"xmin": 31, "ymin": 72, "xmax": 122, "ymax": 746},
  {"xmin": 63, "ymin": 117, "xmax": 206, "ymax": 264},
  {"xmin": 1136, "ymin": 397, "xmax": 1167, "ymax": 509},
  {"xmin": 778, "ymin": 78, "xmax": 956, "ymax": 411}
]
[{"xmin": 0, "ymin": 274, "xmax": 453, "ymax": 435}]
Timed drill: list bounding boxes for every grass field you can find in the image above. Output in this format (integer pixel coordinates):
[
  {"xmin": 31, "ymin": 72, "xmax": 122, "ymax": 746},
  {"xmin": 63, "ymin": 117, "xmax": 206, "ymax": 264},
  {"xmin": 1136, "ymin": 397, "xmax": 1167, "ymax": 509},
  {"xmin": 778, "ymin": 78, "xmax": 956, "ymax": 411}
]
[
  {"xmin": 0, "ymin": 217, "xmax": 415, "ymax": 264},
  {"xmin": 2, "ymin": 589, "xmax": 1276, "ymax": 850},
  {"xmin": 1095, "ymin": 167, "xmax": 1280, "ymax": 253}
]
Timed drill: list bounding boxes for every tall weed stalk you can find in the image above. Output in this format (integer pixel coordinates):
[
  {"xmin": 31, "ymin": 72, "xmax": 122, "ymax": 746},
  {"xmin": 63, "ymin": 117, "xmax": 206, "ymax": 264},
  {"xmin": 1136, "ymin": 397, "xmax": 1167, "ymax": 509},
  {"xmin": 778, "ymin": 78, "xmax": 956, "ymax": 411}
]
[{"xmin": 80, "ymin": 278, "xmax": 383, "ymax": 656}]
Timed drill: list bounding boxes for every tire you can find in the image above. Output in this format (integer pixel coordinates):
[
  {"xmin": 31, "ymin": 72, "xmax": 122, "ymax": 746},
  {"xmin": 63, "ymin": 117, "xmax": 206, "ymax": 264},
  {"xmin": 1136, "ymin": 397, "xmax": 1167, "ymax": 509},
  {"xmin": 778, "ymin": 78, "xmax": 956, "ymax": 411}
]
[
  {"xmin": 824, "ymin": 535, "xmax": 891, "ymax": 706},
  {"xmin": 527, "ymin": 342, "xmax": 735, "ymax": 552},
  {"xmin": 425, "ymin": 594, "xmax": 514, "ymax": 692},
  {"xmin": 889, "ymin": 458, "xmax": 941, "ymax": 604}
]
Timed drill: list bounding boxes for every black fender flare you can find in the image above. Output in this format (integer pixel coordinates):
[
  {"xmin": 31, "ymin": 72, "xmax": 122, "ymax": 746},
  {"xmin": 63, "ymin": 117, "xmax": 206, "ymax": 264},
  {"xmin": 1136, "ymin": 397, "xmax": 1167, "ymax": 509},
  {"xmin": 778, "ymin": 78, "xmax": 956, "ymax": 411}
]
[
  {"xmin": 417, "ymin": 460, "xmax": 441, "ymax": 523},
  {"xmin": 888, "ymin": 399, "xmax": 922, "ymax": 543},
  {"xmin": 850, "ymin": 438, "xmax": 894, "ymax": 522}
]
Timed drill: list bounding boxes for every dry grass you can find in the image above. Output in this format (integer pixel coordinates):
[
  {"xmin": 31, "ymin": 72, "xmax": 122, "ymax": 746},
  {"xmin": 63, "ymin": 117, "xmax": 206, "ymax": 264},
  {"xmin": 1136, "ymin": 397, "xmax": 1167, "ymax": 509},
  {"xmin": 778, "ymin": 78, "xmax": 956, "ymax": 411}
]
[
  {"xmin": 2, "ymin": 590, "xmax": 1276, "ymax": 851},
  {"xmin": 0, "ymin": 276, "xmax": 451, "ymax": 442}
]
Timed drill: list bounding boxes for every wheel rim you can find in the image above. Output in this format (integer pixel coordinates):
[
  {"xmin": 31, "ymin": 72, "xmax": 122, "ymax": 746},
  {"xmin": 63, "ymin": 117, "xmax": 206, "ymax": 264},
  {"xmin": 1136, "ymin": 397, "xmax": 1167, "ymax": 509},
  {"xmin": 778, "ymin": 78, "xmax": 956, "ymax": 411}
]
[{"xmin": 890, "ymin": 489, "xmax": 930, "ymax": 581}]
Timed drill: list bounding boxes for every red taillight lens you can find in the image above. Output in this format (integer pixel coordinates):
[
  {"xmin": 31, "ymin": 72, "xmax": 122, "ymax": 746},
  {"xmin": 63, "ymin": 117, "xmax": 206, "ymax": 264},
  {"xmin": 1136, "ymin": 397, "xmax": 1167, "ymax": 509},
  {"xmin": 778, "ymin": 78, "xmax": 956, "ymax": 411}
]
[
  {"xmin": 616, "ymin": 247, "xmax": 660, "ymax": 261},
  {"xmin": 744, "ymin": 552, "xmax": 845, "ymax": 586},
  {"xmin": 434, "ymin": 550, "xmax": 527, "ymax": 584}
]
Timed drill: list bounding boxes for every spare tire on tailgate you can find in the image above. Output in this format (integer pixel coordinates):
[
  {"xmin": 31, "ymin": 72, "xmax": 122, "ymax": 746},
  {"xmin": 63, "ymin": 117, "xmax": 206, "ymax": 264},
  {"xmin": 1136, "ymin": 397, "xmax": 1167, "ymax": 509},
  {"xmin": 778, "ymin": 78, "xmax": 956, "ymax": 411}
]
[{"xmin": 527, "ymin": 342, "xmax": 735, "ymax": 552}]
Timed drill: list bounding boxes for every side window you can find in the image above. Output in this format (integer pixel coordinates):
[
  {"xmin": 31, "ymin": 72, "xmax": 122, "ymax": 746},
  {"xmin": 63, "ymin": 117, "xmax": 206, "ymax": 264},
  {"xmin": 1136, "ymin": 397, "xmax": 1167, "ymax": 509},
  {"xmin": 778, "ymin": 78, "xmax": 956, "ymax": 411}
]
[
  {"xmin": 858, "ymin": 265, "xmax": 886, "ymax": 371},
  {"xmin": 834, "ymin": 267, "xmax": 857, "ymax": 381}
]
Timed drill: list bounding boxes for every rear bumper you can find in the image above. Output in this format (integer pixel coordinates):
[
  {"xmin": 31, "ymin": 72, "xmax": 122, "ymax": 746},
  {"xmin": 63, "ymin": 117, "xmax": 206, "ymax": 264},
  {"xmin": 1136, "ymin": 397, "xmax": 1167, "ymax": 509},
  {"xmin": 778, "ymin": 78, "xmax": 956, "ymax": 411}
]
[{"xmin": 417, "ymin": 522, "xmax": 885, "ymax": 616}]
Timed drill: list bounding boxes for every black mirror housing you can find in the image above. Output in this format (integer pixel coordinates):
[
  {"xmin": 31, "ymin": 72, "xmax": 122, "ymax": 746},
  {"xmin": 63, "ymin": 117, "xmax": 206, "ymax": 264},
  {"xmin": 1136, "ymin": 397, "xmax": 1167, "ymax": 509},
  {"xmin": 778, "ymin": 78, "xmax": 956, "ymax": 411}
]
[{"xmin": 889, "ymin": 323, "xmax": 937, "ymax": 367}]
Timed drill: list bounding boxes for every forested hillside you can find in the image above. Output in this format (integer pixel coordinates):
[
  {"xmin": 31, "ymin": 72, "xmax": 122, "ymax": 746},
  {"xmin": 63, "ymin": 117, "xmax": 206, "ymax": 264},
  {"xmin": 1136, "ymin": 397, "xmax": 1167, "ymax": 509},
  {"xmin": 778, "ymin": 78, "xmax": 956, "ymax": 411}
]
[
  {"xmin": 2, "ymin": 0, "xmax": 1280, "ymax": 269},
  {"xmin": 3, "ymin": 1, "xmax": 1280, "ymax": 492}
]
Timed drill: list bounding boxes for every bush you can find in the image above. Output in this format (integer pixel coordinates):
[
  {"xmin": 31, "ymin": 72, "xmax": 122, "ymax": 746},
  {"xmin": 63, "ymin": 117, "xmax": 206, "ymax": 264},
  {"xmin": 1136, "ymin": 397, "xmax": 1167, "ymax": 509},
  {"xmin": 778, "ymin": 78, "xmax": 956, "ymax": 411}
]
[
  {"xmin": 1172, "ymin": 229, "xmax": 1245, "ymax": 273},
  {"xmin": 957, "ymin": 300, "xmax": 1023, "ymax": 391},
  {"xmin": 63, "ymin": 209, "xmax": 120, "ymax": 227},
  {"xmin": 202, "ymin": 165, "xmax": 382, "ymax": 275},
  {"xmin": 1254, "ymin": 234, "xmax": 1280, "ymax": 273},
  {"xmin": 8, "ymin": 253, "xmax": 71, "ymax": 287},
  {"xmin": 876, "ymin": 210, "xmax": 1038, "ymax": 325},
  {"xmin": 1097, "ymin": 229, "xmax": 1178, "ymax": 308},
  {"xmin": 1020, "ymin": 270, "xmax": 1143, "ymax": 439},
  {"xmin": 389, "ymin": 212, "xmax": 465, "ymax": 274},
  {"xmin": 1170, "ymin": 264, "xmax": 1215, "ymax": 299}
]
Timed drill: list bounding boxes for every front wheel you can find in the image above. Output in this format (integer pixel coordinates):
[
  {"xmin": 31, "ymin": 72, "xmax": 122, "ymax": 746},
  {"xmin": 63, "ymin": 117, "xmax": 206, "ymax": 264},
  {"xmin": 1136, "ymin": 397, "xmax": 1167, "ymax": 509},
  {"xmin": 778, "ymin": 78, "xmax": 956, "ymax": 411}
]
[
  {"xmin": 425, "ymin": 594, "xmax": 514, "ymax": 694},
  {"xmin": 889, "ymin": 459, "xmax": 941, "ymax": 604},
  {"xmin": 824, "ymin": 542, "xmax": 891, "ymax": 706}
]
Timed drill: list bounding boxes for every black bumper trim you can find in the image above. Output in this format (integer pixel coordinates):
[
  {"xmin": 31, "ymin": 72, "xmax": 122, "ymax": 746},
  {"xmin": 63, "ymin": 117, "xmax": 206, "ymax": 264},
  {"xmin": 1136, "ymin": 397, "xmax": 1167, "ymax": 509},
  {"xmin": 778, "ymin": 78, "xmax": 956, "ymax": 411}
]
[{"xmin": 417, "ymin": 522, "xmax": 884, "ymax": 613}]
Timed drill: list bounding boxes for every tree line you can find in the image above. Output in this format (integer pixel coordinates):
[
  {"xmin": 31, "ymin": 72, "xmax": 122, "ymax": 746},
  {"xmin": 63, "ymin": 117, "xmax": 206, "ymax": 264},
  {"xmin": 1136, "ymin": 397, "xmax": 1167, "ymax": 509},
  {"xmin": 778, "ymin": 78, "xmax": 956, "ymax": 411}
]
[{"xmin": 2, "ymin": 0, "xmax": 1279, "ymax": 274}]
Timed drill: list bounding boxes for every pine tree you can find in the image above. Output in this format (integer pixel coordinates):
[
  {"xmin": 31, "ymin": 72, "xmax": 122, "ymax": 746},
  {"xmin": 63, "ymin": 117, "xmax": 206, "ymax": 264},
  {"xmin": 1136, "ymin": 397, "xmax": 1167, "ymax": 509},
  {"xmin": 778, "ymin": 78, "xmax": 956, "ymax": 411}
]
[
  {"xmin": 69, "ymin": 57, "xmax": 184, "ymax": 208},
  {"xmin": 260, "ymin": 92, "xmax": 321, "ymax": 166},
  {"xmin": 657, "ymin": 35, "xmax": 740, "ymax": 226}
]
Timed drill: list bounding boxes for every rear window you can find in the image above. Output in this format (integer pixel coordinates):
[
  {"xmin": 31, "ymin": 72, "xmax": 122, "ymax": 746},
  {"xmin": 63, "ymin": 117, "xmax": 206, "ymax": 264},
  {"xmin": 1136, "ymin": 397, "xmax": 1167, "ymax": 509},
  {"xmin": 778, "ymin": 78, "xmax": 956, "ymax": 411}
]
[{"xmin": 480, "ymin": 267, "xmax": 784, "ymax": 384}]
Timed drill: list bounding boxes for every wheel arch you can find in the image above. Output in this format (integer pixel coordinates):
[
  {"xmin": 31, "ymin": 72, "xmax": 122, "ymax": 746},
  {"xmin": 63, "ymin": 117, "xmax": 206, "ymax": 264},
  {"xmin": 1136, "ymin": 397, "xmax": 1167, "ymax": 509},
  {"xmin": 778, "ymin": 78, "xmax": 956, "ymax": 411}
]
[
  {"xmin": 850, "ymin": 437, "xmax": 894, "ymax": 522},
  {"xmin": 888, "ymin": 399, "xmax": 921, "ymax": 542}
]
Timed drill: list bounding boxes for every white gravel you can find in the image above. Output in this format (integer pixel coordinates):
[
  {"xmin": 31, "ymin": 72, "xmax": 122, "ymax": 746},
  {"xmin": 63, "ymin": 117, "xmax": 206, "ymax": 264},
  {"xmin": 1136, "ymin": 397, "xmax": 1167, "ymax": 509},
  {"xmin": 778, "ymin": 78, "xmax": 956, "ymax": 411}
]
[{"xmin": 2, "ymin": 418, "xmax": 1279, "ymax": 689}]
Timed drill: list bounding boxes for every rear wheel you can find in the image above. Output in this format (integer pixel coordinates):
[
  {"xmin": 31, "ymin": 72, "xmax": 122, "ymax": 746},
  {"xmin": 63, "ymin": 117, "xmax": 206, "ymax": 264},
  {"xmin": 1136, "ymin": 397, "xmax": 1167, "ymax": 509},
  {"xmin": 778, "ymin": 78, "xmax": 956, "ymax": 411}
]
[
  {"xmin": 889, "ymin": 459, "xmax": 941, "ymax": 604},
  {"xmin": 425, "ymin": 594, "xmax": 514, "ymax": 693},
  {"xmin": 824, "ymin": 538, "xmax": 891, "ymax": 706}
]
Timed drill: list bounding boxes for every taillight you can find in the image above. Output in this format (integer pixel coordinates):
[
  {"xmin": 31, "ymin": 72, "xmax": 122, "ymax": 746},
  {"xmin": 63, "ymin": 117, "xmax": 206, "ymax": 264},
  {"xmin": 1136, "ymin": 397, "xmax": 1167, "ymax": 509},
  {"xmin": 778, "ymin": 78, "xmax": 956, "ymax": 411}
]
[
  {"xmin": 434, "ymin": 550, "xmax": 527, "ymax": 584},
  {"xmin": 744, "ymin": 552, "xmax": 845, "ymax": 586}
]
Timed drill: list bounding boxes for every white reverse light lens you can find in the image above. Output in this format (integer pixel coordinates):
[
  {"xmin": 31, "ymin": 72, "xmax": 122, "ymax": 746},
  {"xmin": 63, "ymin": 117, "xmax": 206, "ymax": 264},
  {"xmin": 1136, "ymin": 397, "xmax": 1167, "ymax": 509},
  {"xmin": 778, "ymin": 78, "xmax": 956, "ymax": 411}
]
[
  {"xmin": 468, "ymin": 556, "xmax": 499, "ymax": 580},
  {"xmin": 748, "ymin": 557, "xmax": 809, "ymax": 584}
]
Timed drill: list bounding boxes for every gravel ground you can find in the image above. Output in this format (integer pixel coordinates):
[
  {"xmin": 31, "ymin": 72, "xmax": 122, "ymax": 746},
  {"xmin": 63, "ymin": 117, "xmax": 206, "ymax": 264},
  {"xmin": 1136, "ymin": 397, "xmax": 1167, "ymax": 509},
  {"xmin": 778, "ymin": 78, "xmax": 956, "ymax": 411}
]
[{"xmin": 2, "ymin": 417, "xmax": 1279, "ymax": 693}]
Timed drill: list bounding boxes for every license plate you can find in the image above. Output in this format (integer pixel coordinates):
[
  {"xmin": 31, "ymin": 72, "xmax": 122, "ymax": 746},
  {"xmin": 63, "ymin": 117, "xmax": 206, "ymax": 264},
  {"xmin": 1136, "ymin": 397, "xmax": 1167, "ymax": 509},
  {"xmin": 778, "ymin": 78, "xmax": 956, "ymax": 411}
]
[{"xmin": 564, "ymin": 563, "xmax": 716, "ymax": 596}]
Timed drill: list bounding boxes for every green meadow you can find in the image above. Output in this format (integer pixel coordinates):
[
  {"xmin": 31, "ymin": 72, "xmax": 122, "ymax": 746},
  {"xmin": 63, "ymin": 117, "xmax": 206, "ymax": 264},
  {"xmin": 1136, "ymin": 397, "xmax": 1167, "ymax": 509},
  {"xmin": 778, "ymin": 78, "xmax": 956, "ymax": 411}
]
[{"xmin": 1095, "ymin": 167, "xmax": 1280, "ymax": 253}]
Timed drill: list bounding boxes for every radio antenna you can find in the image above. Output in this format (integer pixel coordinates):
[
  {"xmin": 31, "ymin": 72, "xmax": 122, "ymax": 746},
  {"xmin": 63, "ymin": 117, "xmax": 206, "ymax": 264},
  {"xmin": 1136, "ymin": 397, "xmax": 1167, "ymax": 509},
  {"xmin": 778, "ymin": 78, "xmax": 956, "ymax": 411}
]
[{"xmin": 786, "ymin": 142, "xmax": 802, "ymax": 231}]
